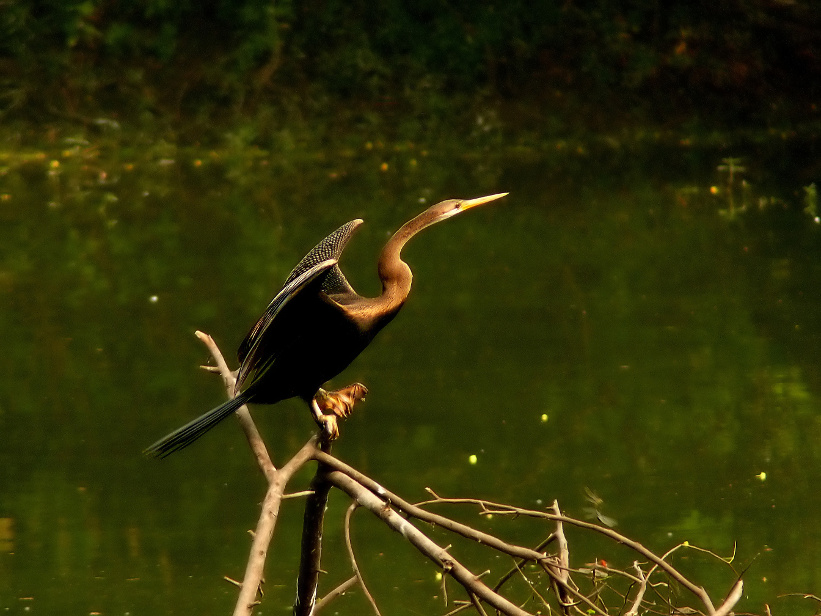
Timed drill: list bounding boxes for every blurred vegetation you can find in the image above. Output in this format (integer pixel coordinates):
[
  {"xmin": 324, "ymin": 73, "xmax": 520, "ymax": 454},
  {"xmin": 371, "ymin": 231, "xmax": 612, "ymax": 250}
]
[
  {"xmin": 1, "ymin": 0, "xmax": 819, "ymax": 145},
  {"xmin": 3, "ymin": 3, "xmax": 821, "ymax": 614}
]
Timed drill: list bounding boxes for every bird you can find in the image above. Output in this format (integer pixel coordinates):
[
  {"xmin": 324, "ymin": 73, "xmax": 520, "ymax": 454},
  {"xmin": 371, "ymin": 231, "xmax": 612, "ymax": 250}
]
[{"xmin": 144, "ymin": 193, "xmax": 508, "ymax": 458}]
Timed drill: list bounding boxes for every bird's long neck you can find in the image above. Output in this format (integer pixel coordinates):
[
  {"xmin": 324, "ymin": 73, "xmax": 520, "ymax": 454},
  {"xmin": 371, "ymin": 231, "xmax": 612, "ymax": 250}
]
[{"xmin": 374, "ymin": 212, "xmax": 434, "ymax": 318}]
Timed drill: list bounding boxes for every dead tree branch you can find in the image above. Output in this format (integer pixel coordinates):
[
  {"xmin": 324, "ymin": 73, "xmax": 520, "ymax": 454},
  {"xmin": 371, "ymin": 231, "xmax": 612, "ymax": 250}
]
[
  {"xmin": 325, "ymin": 469, "xmax": 532, "ymax": 616},
  {"xmin": 187, "ymin": 331, "xmax": 754, "ymax": 616},
  {"xmin": 294, "ymin": 449, "xmax": 334, "ymax": 616},
  {"xmin": 343, "ymin": 504, "xmax": 381, "ymax": 616}
]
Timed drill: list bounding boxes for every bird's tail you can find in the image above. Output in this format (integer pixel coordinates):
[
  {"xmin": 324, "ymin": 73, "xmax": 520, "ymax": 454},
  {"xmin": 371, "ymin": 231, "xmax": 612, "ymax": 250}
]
[{"xmin": 144, "ymin": 394, "xmax": 249, "ymax": 458}]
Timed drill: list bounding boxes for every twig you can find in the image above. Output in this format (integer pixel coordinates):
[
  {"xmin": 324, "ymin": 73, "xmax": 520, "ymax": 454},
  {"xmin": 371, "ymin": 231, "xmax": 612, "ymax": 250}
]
[
  {"xmin": 343, "ymin": 503, "xmax": 381, "ymax": 615},
  {"xmin": 493, "ymin": 534, "xmax": 555, "ymax": 594},
  {"xmin": 625, "ymin": 562, "xmax": 647, "ymax": 616},
  {"xmin": 314, "ymin": 576, "xmax": 358, "ymax": 612},
  {"xmin": 714, "ymin": 579, "xmax": 744, "ymax": 616},
  {"xmin": 326, "ymin": 469, "xmax": 533, "ymax": 616},
  {"xmin": 469, "ymin": 592, "xmax": 490, "ymax": 616},
  {"xmin": 284, "ymin": 490, "xmax": 315, "ymax": 499},
  {"xmin": 549, "ymin": 500, "xmax": 571, "ymax": 614},
  {"xmin": 416, "ymin": 493, "xmax": 718, "ymax": 614},
  {"xmin": 510, "ymin": 560, "xmax": 552, "ymax": 610},
  {"xmin": 312, "ymin": 451, "xmax": 552, "ymax": 563},
  {"xmin": 195, "ymin": 330, "xmax": 276, "ymax": 480},
  {"xmin": 779, "ymin": 592, "xmax": 821, "ymax": 603},
  {"xmin": 442, "ymin": 602, "xmax": 473, "ymax": 616},
  {"xmin": 537, "ymin": 560, "xmax": 607, "ymax": 616}
]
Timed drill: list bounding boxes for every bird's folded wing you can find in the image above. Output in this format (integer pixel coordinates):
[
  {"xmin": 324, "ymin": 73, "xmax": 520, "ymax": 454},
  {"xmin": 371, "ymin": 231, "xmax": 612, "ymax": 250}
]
[
  {"xmin": 236, "ymin": 258, "xmax": 336, "ymax": 378},
  {"xmin": 239, "ymin": 219, "xmax": 364, "ymax": 364},
  {"xmin": 236, "ymin": 218, "xmax": 364, "ymax": 387}
]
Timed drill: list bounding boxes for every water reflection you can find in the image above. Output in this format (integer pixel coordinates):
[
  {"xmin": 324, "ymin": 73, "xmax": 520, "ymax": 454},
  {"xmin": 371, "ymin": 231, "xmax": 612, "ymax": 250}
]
[{"xmin": 1, "ymin": 138, "xmax": 819, "ymax": 613}]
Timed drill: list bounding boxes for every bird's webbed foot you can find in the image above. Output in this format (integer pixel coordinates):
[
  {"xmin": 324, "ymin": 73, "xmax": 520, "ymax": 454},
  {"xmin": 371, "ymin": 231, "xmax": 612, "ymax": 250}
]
[{"xmin": 309, "ymin": 383, "xmax": 368, "ymax": 440}]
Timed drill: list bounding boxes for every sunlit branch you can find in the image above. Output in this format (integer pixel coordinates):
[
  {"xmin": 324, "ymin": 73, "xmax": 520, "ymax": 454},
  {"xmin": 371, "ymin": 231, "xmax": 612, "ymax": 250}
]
[
  {"xmin": 414, "ymin": 493, "xmax": 720, "ymax": 614},
  {"xmin": 625, "ymin": 562, "xmax": 647, "ymax": 616},
  {"xmin": 314, "ymin": 576, "xmax": 357, "ymax": 612},
  {"xmin": 196, "ymin": 331, "xmax": 316, "ymax": 616},
  {"xmin": 193, "ymin": 331, "xmax": 756, "ymax": 616},
  {"xmin": 325, "ymin": 469, "xmax": 532, "ymax": 616},
  {"xmin": 312, "ymin": 451, "xmax": 552, "ymax": 563},
  {"xmin": 342, "ymin": 504, "xmax": 381, "ymax": 616},
  {"xmin": 195, "ymin": 330, "xmax": 276, "ymax": 480}
]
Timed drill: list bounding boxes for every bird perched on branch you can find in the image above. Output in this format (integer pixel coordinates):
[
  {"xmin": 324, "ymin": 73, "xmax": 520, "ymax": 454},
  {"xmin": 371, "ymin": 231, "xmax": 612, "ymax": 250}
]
[{"xmin": 145, "ymin": 193, "xmax": 508, "ymax": 457}]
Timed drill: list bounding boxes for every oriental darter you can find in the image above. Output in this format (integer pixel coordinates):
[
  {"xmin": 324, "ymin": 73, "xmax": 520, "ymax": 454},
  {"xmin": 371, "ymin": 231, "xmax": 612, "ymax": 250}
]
[{"xmin": 145, "ymin": 193, "xmax": 508, "ymax": 457}]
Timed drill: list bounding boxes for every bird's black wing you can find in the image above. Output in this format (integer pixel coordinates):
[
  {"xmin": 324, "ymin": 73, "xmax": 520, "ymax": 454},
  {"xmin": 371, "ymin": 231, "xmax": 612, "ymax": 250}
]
[
  {"xmin": 283, "ymin": 218, "xmax": 364, "ymax": 295},
  {"xmin": 237, "ymin": 219, "xmax": 363, "ymax": 367},
  {"xmin": 235, "ymin": 258, "xmax": 336, "ymax": 390}
]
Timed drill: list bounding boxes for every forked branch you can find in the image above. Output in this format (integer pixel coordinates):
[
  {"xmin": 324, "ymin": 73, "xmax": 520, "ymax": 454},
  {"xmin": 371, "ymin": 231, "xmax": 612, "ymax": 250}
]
[{"xmin": 191, "ymin": 331, "xmax": 753, "ymax": 616}]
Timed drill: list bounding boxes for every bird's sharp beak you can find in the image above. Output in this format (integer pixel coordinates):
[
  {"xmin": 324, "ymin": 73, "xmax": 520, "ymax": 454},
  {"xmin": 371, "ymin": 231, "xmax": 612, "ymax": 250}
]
[{"xmin": 460, "ymin": 192, "xmax": 509, "ymax": 211}]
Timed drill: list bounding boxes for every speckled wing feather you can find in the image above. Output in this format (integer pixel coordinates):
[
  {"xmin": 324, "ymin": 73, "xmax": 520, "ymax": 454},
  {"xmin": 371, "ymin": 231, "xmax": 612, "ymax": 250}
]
[
  {"xmin": 283, "ymin": 219, "xmax": 363, "ymax": 293},
  {"xmin": 236, "ymin": 219, "xmax": 364, "ymax": 367}
]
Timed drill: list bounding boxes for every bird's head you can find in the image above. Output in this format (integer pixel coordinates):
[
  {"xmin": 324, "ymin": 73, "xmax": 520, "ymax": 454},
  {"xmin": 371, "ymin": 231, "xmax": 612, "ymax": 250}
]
[{"xmin": 424, "ymin": 192, "xmax": 508, "ymax": 224}]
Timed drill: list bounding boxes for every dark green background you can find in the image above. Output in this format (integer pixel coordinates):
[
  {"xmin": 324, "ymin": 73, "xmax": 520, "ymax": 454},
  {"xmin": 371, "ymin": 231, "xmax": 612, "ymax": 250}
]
[
  {"xmin": 2, "ymin": 137, "xmax": 820, "ymax": 614},
  {"xmin": 1, "ymin": 1, "xmax": 820, "ymax": 614}
]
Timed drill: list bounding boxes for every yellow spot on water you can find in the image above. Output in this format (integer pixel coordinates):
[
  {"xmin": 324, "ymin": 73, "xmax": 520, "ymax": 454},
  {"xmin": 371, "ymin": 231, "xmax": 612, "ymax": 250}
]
[
  {"xmin": 540, "ymin": 413, "xmax": 548, "ymax": 423},
  {"xmin": 710, "ymin": 186, "xmax": 719, "ymax": 195},
  {"xmin": 756, "ymin": 472, "xmax": 767, "ymax": 481},
  {"xmin": 468, "ymin": 454, "xmax": 478, "ymax": 465},
  {"xmin": 435, "ymin": 572, "xmax": 442, "ymax": 581},
  {"xmin": 49, "ymin": 160, "xmax": 60, "ymax": 169}
]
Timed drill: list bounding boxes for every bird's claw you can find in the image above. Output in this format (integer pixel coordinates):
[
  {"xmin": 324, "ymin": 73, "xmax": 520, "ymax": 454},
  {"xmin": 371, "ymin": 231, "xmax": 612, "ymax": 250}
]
[
  {"xmin": 317, "ymin": 414, "xmax": 340, "ymax": 441},
  {"xmin": 311, "ymin": 383, "xmax": 367, "ymax": 441},
  {"xmin": 314, "ymin": 383, "xmax": 368, "ymax": 419}
]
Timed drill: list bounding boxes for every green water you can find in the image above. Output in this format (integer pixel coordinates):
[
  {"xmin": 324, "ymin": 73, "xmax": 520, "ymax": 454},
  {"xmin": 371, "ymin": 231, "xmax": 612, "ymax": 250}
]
[{"xmin": 1, "ymin": 134, "xmax": 820, "ymax": 614}]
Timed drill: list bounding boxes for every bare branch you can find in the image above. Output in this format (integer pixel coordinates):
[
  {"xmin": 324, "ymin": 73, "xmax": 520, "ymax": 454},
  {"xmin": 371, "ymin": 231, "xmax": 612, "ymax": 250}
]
[
  {"xmin": 493, "ymin": 534, "xmax": 555, "ymax": 594},
  {"xmin": 314, "ymin": 576, "xmax": 358, "ymax": 612},
  {"xmin": 312, "ymin": 451, "xmax": 552, "ymax": 563},
  {"xmin": 537, "ymin": 560, "xmax": 607, "ymax": 616},
  {"xmin": 343, "ymin": 503, "xmax": 381, "ymax": 615},
  {"xmin": 294, "ymin": 448, "xmax": 334, "ymax": 616},
  {"xmin": 549, "ymin": 500, "xmax": 571, "ymax": 613},
  {"xmin": 195, "ymin": 330, "xmax": 277, "ymax": 480},
  {"xmin": 625, "ymin": 562, "xmax": 647, "ymax": 616},
  {"xmin": 196, "ymin": 331, "xmax": 319, "ymax": 616},
  {"xmin": 550, "ymin": 501, "xmax": 569, "ymax": 585},
  {"xmin": 416, "ymin": 493, "xmax": 717, "ymax": 614},
  {"xmin": 714, "ymin": 579, "xmax": 743, "ymax": 616},
  {"xmin": 326, "ymin": 469, "xmax": 534, "ymax": 616},
  {"xmin": 469, "ymin": 592, "xmax": 490, "ymax": 616},
  {"xmin": 188, "ymin": 331, "xmax": 766, "ymax": 616},
  {"xmin": 233, "ymin": 438, "xmax": 316, "ymax": 616}
]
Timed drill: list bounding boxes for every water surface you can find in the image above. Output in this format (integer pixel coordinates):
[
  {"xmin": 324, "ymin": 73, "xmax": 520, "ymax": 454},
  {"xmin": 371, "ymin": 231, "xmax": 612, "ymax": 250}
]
[{"xmin": 1, "ymin": 134, "xmax": 819, "ymax": 614}]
